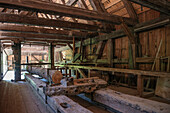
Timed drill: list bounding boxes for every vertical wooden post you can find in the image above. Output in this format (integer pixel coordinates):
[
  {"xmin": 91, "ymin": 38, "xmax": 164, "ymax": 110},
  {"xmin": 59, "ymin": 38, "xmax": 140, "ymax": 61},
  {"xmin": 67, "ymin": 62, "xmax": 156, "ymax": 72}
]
[
  {"xmin": 76, "ymin": 69, "xmax": 79, "ymax": 79},
  {"xmin": 167, "ymin": 57, "xmax": 170, "ymax": 72},
  {"xmin": 13, "ymin": 42, "xmax": 21, "ymax": 81},
  {"xmin": 49, "ymin": 43, "xmax": 55, "ymax": 69},
  {"xmin": 69, "ymin": 69, "xmax": 71, "ymax": 77},
  {"xmin": 0, "ymin": 41, "xmax": 1, "ymax": 80},
  {"xmin": 137, "ymin": 74, "xmax": 143, "ymax": 97},
  {"xmin": 26, "ymin": 56, "xmax": 29, "ymax": 70},
  {"xmin": 107, "ymin": 39, "xmax": 113, "ymax": 67},
  {"xmin": 88, "ymin": 69, "xmax": 91, "ymax": 78},
  {"xmin": 65, "ymin": 67, "xmax": 67, "ymax": 77},
  {"xmin": 72, "ymin": 37, "xmax": 75, "ymax": 62}
]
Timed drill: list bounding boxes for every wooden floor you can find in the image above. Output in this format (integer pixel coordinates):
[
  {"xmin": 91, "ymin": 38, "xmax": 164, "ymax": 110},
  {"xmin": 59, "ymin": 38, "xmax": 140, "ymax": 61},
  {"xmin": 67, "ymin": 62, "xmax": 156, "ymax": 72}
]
[{"xmin": 0, "ymin": 80, "xmax": 51, "ymax": 113}]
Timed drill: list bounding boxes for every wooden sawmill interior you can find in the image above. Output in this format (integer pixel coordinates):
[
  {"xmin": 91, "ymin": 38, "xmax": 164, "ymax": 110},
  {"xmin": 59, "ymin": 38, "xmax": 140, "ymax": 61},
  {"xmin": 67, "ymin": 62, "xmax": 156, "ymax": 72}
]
[{"xmin": 0, "ymin": 0, "xmax": 170, "ymax": 113}]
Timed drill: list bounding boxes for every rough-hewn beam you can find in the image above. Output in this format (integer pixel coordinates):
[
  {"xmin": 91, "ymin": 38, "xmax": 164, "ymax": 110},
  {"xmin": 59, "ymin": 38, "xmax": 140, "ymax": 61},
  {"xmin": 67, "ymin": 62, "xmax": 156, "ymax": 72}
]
[
  {"xmin": 129, "ymin": 0, "xmax": 170, "ymax": 15},
  {"xmin": 12, "ymin": 42, "xmax": 21, "ymax": 81},
  {"xmin": 121, "ymin": 0, "xmax": 138, "ymax": 20},
  {"xmin": 66, "ymin": 0, "xmax": 79, "ymax": 6},
  {"xmin": 0, "ymin": 37, "xmax": 73, "ymax": 43},
  {"xmin": 56, "ymin": 64, "xmax": 170, "ymax": 78},
  {"xmin": 0, "ymin": 13, "xmax": 105, "ymax": 32},
  {"xmin": 0, "ymin": 0, "xmax": 136, "ymax": 25},
  {"xmin": 0, "ymin": 32, "xmax": 76, "ymax": 41},
  {"xmin": 0, "ymin": 25, "xmax": 87, "ymax": 38}
]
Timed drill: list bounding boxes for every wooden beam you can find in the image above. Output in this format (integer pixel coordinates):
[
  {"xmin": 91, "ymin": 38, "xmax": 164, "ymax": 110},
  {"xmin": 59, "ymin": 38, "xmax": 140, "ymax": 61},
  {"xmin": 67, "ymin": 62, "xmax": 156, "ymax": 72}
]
[
  {"xmin": 0, "ymin": 13, "xmax": 105, "ymax": 32},
  {"xmin": 56, "ymin": 64, "xmax": 170, "ymax": 78},
  {"xmin": 121, "ymin": 0, "xmax": 138, "ymax": 20},
  {"xmin": 50, "ymin": 43, "xmax": 55, "ymax": 69},
  {"xmin": 129, "ymin": 0, "xmax": 170, "ymax": 15},
  {"xmin": 0, "ymin": 0, "xmax": 136, "ymax": 25},
  {"xmin": 137, "ymin": 74, "xmax": 143, "ymax": 97},
  {"xmin": 107, "ymin": 39, "xmax": 113, "ymax": 67},
  {"xmin": 0, "ymin": 25, "xmax": 88, "ymax": 38},
  {"xmin": 77, "ymin": 68, "xmax": 87, "ymax": 78},
  {"xmin": 0, "ymin": 32, "xmax": 75, "ymax": 40},
  {"xmin": 72, "ymin": 37, "xmax": 75, "ymax": 62},
  {"xmin": 0, "ymin": 37, "xmax": 73, "ymax": 43},
  {"xmin": 12, "ymin": 42, "xmax": 21, "ymax": 81},
  {"xmin": 66, "ymin": 0, "xmax": 79, "ymax": 6},
  {"xmin": 67, "ymin": 43, "xmax": 73, "ymax": 52},
  {"xmin": 0, "ymin": 41, "xmax": 1, "ymax": 80},
  {"xmin": 31, "ymin": 54, "xmax": 41, "ymax": 63},
  {"xmin": 21, "ymin": 63, "xmax": 50, "ymax": 65},
  {"xmin": 56, "ymin": 17, "xmax": 170, "ymax": 52}
]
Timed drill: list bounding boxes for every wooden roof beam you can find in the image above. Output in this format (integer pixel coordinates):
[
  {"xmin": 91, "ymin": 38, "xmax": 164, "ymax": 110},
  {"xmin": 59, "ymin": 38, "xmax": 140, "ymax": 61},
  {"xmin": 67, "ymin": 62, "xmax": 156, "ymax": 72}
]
[
  {"xmin": 0, "ymin": 0, "xmax": 136, "ymax": 25},
  {"xmin": 0, "ymin": 24, "xmax": 88, "ymax": 38},
  {"xmin": 0, "ymin": 13, "xmax": 106, "ymax": 32},
  {"xmin": 129, "ymin": 0, "xmax": 170, "ymax": 16},
  {"xmin": 66, "ymin": 0, "xmax": 79, "ymax": 6},
  {"xmin": 0, "ymin": 36, "xmax": 73, "ymax": 43},
  {"xmin": 0, "ymin": 32, "xmax": 77, "ymax": 41},
  {"xmin": 121, "ymin": 0, "xmax": 138, "ymax": 21}
]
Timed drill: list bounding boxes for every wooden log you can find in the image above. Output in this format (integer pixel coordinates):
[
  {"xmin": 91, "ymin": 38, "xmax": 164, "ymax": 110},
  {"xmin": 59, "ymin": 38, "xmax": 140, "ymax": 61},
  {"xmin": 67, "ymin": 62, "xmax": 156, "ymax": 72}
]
[
  {"xmin": 25, "ymin": 74, "xmax": 92, "ymax": 113},
  {"xmin": 94, "ymin": 88, "xmax": 170, "ymax": 113}
]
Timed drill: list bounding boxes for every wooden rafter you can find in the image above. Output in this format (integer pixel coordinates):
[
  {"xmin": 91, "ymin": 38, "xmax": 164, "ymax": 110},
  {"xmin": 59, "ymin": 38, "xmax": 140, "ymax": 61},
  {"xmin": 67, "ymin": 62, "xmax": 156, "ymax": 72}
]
[
  {"xmin": 0, "ymin": 25, "xmax": 87, "ymax": 38},
  {"xmin": 129, "ymin": 0, "xmax": 170, "ymax": 15},
  {"xmin": 0, "ymin": 32, "xmax": 76, "ymax": 41},
  {"xmin": 121, "ymin": 0, "xmax": 138, "ymax": 20},
  {"xmin": 0, "ymin": 13, "xmax": 107, "ymax": 32},
  {"xmin": 0, "ymin": 0, "xmax": 136, "ymax": 25},
  {"xmin": 0, "ymin": 36, "xmax": 73, "ymax": 43}
]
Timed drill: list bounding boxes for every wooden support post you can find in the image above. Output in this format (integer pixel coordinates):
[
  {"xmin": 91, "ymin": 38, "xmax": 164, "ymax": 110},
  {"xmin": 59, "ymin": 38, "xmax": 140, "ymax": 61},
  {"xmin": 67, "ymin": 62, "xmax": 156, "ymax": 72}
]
[
  {"xmin": 49, "ymin": 43, "xmax": 55, "ymax": 69},
  {"xmin": 65, "ymin": 67, "xmax": 67, "ymax": 77},
  {"xmin": 107, "ymin": 39, "xmax": 113, "ymax": 67},
  {"xmin": 76, "ymin": 69, "xmax": 79, "ymax": 79},
  {"xmin": 88, "ymin": 69, "xmax": 91, "ymax": 78},
  {"xmin": 13, "ymin": 41, "xmax": 21, "ymax": 81},
  {"xmin": 59, "ymin": 52, "xmax": 62, "ymax": 62},
  {"xmin": 72, "ymin": 37, "xmax": 75, "ymax": 62},
  {"xmin": 167, "ymin": 57, "xmax": 170, "ymax": 72},
  {"xmin": 69, "ymin": 69, "xmax": 71, "ymax": 77},
  {"xmin": 26, "ymin": 56, "xmax": 29, "ymax": 70},
  {"xmin": 94, "ymin": 41, "xmax": 106, "ymax": 62},
  {"xmin": 137, "ymin": 74, "xmax": 143, "ymax": 97},
  {"xmin": 121, "ymin": 21, "xmax": 137, "ymax": 69},
  {"xmin": 0, "ymin": 41, "xmax": 1, "ymax": 80}
]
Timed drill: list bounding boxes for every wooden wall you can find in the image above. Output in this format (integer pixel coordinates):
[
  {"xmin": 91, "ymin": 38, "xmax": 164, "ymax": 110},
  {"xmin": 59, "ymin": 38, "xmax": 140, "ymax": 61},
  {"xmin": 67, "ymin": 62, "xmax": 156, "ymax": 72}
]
[{"xmin": 60, "ymin": 9, "xmax": 170, "ymax": 72}]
